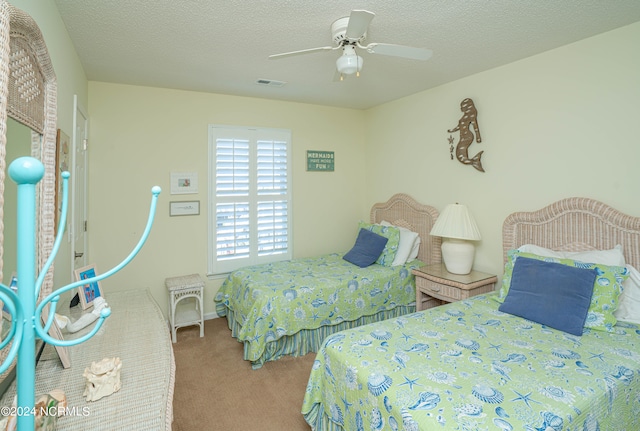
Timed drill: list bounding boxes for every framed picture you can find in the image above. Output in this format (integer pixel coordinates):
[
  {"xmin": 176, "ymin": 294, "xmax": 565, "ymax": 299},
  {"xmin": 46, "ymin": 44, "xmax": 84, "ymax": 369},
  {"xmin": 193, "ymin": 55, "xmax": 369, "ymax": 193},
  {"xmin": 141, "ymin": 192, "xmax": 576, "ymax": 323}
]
[
  {"xmin": 54, "ymin": 129, "xmax": 71, "ymax": 230},
  {"xmin": 169, "ymin": 200, "xmax": 200, "ymax": 216},
  {"xmin": 74, "ymin": 264, "xmax": 104, "ymax": 310},
  {"xmin": 170, "ymin": 171, "xmax": 198, "ymax": 194},
  {"xmin": 40, "ymin": 304, "xmax": 71, "ymax": 368}
]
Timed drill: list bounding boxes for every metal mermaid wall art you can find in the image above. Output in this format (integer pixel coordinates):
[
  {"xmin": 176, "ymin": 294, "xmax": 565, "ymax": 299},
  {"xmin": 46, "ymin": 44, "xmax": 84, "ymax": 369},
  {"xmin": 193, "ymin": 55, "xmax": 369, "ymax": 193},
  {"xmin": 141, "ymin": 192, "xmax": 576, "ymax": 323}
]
[{"xmin": 448, "ymin": 98, "xmax": 485, "ymax": 172}]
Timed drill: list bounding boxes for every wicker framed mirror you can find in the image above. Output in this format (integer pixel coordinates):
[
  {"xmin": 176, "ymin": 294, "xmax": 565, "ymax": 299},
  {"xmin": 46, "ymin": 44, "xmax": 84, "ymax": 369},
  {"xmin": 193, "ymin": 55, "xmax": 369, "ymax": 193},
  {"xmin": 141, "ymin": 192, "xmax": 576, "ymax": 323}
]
[{"xmin": 0, "ymin": 0, "xmax": 68, "ymax": 388}]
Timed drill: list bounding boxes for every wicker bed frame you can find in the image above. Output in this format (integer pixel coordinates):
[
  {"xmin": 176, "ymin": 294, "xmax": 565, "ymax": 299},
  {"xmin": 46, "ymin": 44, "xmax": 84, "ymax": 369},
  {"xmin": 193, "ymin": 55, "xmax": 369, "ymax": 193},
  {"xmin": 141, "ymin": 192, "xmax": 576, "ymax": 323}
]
[
  {"xmin": 221, "ymin": 193, "xmax": 441, "ymax": 368},
  {"xmin": 502, "ymin": 196, "xmax": 640, "ymax": 269},
  {"xmin": 302, "ymin": 197, "xmax": 640, "ymax": 431},
  {"xmin": 370, "ymin": 193, "xmax": 440, "ymax": 266}
]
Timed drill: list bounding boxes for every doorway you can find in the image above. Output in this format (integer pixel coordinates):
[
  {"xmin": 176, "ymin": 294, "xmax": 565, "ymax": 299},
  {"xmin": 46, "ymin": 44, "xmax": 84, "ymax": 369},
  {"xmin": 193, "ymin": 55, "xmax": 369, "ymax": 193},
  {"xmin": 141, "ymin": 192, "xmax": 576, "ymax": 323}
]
[{"xmin": 71, "ymin": 95, "xmax": 88, "ymax": 279}]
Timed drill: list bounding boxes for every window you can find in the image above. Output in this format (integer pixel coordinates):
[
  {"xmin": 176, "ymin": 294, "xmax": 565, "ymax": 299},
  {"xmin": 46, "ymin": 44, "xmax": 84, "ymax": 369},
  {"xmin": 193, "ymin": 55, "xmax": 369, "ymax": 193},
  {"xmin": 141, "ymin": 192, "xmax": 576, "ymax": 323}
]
[{"xmin": 208, "ymin": 125, "xmax": 292, "ymax": 275}]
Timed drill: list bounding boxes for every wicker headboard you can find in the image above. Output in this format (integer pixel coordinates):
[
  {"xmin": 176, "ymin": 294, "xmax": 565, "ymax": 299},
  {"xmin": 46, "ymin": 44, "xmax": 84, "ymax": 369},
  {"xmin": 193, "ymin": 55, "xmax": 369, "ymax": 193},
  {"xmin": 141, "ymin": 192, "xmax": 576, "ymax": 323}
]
[
  {"xmin": 370, "ymin": 193, "xmax": 441, "ymax": 266},
  {"xmin": 502, "ymin": 197, "xmax": 640, "ymax": 270}
]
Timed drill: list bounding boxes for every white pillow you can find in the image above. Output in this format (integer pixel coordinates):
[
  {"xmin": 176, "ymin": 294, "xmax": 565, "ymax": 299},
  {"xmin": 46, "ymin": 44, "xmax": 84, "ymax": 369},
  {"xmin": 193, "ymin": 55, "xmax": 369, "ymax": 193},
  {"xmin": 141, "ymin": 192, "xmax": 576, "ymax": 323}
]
[
  {"xmin": 615, "ymin": 264, "xmax": 640, "ymax": 325},
  {"xmin": 381, "ymin": 220, "xmax": 419, "ymax": 266},
  {"xmin": 408, "ymin": 236, "xmax": 421, "ymax": 262},
  {"xmin": 517, "ymin": 244, "xmax": 626, "ymax": 267}
]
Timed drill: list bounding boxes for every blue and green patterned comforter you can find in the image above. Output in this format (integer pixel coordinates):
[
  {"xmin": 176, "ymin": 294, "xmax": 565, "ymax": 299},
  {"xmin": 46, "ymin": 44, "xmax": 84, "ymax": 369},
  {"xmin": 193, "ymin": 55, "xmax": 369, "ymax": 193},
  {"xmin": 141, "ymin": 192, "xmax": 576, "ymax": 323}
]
[
  {"xmin": 214, "ymin": 253, "xmax": 420, "ymax": 364},
  {"xmin": 302, "ymin": 293, "xmax": 640, "ymax": 430}
]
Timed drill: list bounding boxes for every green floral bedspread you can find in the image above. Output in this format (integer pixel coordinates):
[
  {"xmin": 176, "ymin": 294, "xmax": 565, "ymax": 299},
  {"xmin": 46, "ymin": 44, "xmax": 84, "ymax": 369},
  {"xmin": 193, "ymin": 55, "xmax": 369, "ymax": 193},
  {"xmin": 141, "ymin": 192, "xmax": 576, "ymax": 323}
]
[
  {"xmin": 214, "ymin": 253, "xmax": 420, "ymax": 362},
  {"xmin": 302, "ymin": 293, "xmax": 640, "ymax": 430}
]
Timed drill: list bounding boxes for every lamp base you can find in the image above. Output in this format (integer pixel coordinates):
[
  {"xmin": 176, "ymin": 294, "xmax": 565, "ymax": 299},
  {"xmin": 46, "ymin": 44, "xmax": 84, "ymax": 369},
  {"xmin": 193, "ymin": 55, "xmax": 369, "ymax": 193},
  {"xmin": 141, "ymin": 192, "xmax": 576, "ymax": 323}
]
[{"xmin": 441, "ymin": 238, "xmax": 475, "ymax": 275}]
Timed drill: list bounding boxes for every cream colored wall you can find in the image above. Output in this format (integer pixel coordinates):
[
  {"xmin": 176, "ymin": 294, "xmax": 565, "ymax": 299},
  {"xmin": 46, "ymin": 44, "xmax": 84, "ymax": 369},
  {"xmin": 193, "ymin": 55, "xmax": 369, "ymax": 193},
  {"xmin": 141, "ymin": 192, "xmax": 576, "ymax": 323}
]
[
  {"xmin": 87, "ymin": 83, "xmax": 366, "ymax": 316},
  {"xmin": 4, "ymin": 118, "xmax": 32, "ymax": 279},
  {"xmin": 365, "ymin": 22, "xmax": 640, "ymax": 282},
  {"xmin": 8, "ymin": 0, "xmax": 89, "ymax": 288}
]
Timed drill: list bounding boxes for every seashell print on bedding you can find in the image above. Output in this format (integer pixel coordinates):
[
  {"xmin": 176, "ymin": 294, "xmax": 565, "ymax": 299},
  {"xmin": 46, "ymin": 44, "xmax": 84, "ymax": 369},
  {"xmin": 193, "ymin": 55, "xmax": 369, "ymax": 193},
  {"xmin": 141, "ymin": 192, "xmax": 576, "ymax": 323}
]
[
  {"xmin": 472, "ymin": 384, "xmax": 504, "ymax": 403},
  {"xmin": 408, "ymin": 391, "xmax": 441, "ymax": 410},
  {"xmin": 301, "ymin": 294, "xmax": 640, "ymax": 430},
  {"xmin": 367, "ymin": 373, "xmax": 393, "ymax": 396}
]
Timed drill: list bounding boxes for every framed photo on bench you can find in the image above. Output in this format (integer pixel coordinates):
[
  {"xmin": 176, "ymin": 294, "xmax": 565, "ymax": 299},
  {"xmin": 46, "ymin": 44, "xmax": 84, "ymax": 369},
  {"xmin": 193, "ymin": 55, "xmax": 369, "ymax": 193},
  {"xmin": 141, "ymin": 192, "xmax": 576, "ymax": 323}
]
[{"xmin": 75, "ymin": 264, "xmax": 105, "ymax": 310}]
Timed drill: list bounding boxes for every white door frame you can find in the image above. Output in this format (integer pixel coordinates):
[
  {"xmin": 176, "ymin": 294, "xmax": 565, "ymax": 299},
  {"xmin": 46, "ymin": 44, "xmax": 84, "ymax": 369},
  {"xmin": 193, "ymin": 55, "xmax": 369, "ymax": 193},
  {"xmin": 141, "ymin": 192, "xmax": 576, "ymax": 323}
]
[{"xmin": 71, "ymin": 94, "xmax": 88, "ymax": 279}]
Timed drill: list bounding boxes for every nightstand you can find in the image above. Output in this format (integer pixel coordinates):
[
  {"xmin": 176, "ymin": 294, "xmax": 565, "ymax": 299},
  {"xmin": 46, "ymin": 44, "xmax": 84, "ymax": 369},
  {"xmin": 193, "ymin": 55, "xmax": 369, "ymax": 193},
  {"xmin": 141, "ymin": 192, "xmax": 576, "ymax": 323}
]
[
  {"xmin": 413, "ymin": 264, "xmax": 497, "ymax": 311},
  {"xmin": 165, "ymin": 274, "xmax": 205, "ymax": 343}
]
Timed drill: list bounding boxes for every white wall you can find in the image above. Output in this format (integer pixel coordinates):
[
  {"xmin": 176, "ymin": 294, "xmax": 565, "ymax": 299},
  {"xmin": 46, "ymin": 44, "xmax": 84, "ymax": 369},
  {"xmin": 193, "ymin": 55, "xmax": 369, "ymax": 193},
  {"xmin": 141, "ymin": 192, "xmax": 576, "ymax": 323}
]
[
  {"xmin": 365, "ymin": 22, "xmax": 640, "ymax": 281},
  {"xmin": 87, "ymin": 83, "xmax": 366, "ymax": 316}
]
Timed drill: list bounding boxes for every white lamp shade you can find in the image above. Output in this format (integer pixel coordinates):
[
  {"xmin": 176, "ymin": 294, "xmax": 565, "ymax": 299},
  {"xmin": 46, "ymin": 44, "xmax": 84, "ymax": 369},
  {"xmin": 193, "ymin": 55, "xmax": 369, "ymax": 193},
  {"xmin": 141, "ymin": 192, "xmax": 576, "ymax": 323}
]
[
  {"xmin": 336, "ymin": 54, "xmax": 363, "ymax": 75},
  {"xmin": 430, "ymin": 203, "xmax": 481, "ymax": 241}
]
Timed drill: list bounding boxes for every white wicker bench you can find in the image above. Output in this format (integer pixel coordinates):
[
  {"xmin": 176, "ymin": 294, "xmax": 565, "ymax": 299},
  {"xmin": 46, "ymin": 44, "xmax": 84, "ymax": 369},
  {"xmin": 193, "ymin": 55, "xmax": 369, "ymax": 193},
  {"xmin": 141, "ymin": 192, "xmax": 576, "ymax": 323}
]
[{"xmin": 0, "ymin": 289, "xmax": 175, "ymax": 430}]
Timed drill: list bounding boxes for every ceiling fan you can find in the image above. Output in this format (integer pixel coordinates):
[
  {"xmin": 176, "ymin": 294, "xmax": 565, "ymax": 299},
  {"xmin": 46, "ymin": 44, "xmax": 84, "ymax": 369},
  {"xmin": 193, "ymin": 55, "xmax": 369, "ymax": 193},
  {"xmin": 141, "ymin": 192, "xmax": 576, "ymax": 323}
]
[{"xmin": 268, "ymin": 10, "xmax": 433, "ymax": 80}]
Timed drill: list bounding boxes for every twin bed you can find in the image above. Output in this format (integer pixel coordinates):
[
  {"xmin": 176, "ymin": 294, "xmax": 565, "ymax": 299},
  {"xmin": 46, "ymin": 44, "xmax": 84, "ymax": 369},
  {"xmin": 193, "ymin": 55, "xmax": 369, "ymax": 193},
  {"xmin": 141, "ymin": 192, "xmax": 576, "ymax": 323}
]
[
  {"xmin": 214, "ymin": 194, "xmax": 441, "ymax": 369},
  {"xmin": 215, "ymin": 195, "xmax": 640, "ymax": 429},
  {"xmin": 301, "ymin": 197, "xmax": 640, "ymax": 430}
]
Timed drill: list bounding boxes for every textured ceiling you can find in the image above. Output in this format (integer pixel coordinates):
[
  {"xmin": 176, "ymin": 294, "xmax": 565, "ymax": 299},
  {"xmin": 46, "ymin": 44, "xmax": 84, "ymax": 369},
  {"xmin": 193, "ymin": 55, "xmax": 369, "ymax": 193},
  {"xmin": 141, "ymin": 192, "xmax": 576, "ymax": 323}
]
[{"xmin": 54, "ymin": 0, "xmax": 640, "ymax": 110}]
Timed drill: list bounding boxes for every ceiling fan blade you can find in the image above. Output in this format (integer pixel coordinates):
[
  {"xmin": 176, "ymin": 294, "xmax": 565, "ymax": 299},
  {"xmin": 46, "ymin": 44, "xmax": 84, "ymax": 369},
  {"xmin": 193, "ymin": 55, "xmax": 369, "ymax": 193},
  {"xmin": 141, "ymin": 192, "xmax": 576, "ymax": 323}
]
[
  {"xmin": 364, "ymin": 43, "xmax": 433, "ymax": 61},
  {"xmin": 345, "ymin": 10, "xmax": 375, "ymax": 41},
  {"xmin": 269, "ymin": 46, "xmax": 335, "ymax": 59}
]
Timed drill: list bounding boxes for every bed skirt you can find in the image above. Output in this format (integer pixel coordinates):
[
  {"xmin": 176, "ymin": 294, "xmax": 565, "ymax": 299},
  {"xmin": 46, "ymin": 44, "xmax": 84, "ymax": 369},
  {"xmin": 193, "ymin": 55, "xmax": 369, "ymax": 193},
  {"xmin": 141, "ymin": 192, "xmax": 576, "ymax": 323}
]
[
  {"xmin": 218, "ymin": 304, "xmax": 415, "ymax": 369},
  {"xmin": 304, "ymin": 404, "xmax": 344, "ymax": 431}
]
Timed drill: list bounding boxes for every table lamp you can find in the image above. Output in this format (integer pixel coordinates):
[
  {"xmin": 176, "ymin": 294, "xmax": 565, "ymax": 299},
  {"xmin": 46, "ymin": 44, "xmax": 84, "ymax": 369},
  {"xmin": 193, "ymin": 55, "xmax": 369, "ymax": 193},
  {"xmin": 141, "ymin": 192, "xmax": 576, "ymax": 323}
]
[{"xmin": 430, "ymin": 203, "xmax": 481, "ymax": 274}]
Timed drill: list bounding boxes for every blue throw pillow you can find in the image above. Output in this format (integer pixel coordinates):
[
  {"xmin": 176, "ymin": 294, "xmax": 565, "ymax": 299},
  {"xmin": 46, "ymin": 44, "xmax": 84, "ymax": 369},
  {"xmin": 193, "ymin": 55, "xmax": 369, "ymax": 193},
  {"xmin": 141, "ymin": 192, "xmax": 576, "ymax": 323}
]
[
  {"xmin": 343, "ymin": 228, "xmax": 388, "ymax": 268},
  {"xmin": 498, "ymin": 257, "xmax": 597, "ymax": 336}
]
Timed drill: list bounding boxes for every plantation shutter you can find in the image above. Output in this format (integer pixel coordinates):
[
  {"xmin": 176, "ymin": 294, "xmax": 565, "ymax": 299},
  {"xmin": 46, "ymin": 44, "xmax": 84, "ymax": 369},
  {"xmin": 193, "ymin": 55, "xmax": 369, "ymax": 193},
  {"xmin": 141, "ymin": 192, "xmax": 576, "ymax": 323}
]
[{"xmin": 209, "ymin": 126, "xmax": 292, "ymax": 274}]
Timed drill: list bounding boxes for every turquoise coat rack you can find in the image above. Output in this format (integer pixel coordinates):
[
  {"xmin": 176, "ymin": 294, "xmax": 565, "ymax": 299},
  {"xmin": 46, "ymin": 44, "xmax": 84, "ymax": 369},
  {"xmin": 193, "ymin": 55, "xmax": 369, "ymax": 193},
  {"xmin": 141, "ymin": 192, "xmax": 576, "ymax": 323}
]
[{"xmin": 0, "ymin": 156, "xmax": 160, "ymax": 430}]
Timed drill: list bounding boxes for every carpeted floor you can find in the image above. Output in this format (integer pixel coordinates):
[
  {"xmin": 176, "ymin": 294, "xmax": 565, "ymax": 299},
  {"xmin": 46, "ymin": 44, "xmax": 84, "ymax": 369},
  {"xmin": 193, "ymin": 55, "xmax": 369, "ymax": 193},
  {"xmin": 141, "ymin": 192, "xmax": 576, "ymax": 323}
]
[{"xmin": 171, "ymin": 318, "xmax": 316, "ymax": 430}]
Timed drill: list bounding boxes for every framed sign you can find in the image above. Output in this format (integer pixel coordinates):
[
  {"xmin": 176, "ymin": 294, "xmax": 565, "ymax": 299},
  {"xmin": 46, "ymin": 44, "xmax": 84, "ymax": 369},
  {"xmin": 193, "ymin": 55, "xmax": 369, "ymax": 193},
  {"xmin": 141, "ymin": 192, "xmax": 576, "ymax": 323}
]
[
  {"xmin": 306, "ymin": 150, "xmax": 334, "ymax": 172},
  {"xmin": 170, "ymin": 200, "xmax": 200, "ymax": 216}
]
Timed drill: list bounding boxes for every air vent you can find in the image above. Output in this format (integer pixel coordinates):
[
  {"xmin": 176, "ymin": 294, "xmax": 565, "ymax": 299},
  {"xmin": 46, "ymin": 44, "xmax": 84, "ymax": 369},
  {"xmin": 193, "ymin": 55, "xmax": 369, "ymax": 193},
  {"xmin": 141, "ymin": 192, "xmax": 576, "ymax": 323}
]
[{"xmin": 256, "ymin": 79, "xmax": 286, "ymax": 87}]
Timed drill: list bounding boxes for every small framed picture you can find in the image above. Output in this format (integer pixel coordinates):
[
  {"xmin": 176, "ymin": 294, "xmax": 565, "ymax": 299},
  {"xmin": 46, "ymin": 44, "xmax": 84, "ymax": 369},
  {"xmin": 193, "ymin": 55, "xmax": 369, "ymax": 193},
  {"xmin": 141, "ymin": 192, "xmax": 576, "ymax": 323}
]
[
  {"xmin": 170, "ymin": 172, "xmax": 198, "ymax": 194},
  {"xmin": 74, "ymin": 264, "xmax": 104, "ymax": 310}
]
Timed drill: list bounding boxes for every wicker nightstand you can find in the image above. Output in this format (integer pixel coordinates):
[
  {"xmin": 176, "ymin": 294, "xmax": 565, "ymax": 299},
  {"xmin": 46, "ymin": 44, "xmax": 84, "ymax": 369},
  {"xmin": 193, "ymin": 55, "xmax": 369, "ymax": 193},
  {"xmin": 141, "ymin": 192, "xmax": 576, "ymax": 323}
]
[
  {"xmin": 165, "ymin": 273, "xmax": 205, "ymax": 343},
  {"xmin": 413, "ymin": 264, "xmax": 497, "ymax": 311}
]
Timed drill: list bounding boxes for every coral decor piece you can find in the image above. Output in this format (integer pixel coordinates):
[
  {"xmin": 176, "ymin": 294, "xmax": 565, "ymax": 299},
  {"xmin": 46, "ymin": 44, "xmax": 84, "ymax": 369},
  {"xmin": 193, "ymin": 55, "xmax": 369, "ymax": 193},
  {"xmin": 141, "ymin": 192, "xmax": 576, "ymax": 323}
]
[{"xmin": 83, "ymin": 357, "xmax": 122, "ymax": 402}]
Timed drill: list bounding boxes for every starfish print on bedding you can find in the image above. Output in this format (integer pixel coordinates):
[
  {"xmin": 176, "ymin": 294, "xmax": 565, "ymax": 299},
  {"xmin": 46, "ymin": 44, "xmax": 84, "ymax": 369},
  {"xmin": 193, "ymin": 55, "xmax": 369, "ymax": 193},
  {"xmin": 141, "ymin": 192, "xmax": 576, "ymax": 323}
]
[
  {"xmin": 488, "ymin": 343, "xmax": 502, "ymax": 353},
  {"xmin": 341, "ymin": 394, "xmax": 353, "ymax": 413},
  {"xmin": 401, "ymin": 333, "xmax": 414, "ymax": 342},
  {"xmin": 588, "ymin": 352, "xmax": 605, "ymax": 361},
  {"xmin": 400, "ymin": 376, "xmax": 421, "ymax": 391},
  {"xmin": 511, "ymin": 390, "xmax": 541, "ymax": 409}
]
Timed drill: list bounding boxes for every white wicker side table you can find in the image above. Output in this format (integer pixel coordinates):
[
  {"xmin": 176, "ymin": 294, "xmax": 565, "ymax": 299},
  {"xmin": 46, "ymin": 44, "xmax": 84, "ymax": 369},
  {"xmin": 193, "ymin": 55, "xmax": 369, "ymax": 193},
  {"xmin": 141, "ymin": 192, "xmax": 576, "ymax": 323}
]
[{"xmin": 165, "ymin": 273, "xmax": 205, "ymax": 343}]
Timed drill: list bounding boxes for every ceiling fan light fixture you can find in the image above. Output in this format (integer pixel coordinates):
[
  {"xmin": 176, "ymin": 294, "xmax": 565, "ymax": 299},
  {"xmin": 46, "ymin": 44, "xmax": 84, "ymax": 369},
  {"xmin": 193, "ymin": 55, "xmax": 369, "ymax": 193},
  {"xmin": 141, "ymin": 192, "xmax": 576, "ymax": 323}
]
[{"xmin": 336, "ymin": 54, "xmax": 363, "ymax": 75}]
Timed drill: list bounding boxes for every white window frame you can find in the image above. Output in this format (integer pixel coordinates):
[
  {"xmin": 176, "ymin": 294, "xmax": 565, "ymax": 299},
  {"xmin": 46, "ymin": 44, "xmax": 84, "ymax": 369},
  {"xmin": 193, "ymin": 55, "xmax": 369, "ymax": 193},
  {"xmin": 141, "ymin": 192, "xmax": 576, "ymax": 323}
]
[{"xmin": 208, "ymin": 125, "xmax": 292, "ymax": 275}]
